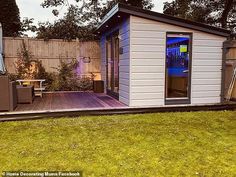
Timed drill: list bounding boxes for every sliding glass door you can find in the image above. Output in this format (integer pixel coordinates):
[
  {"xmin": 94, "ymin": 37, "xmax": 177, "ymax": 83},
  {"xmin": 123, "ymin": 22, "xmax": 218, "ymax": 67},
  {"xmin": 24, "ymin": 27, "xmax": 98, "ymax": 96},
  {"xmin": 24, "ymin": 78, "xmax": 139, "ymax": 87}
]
[
  {"xmin": 106, "ymin": 32, "xmax": 119, "ymax": 98},
  {"xmin": 165, "ymin": 33, "xmax": 192, "ymax": 104}
]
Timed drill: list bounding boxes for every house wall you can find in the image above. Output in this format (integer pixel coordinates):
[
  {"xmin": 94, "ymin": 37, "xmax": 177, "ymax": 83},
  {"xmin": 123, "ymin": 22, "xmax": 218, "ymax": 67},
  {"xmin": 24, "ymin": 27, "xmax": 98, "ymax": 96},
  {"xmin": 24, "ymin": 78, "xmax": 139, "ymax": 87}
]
[
  {"xmin": 100, "ymin": 17, "xmax": 130, "ymax": 105},
  {"xmin": 129, "ymin": 15, "xmax": 227, "ymax": 107}
]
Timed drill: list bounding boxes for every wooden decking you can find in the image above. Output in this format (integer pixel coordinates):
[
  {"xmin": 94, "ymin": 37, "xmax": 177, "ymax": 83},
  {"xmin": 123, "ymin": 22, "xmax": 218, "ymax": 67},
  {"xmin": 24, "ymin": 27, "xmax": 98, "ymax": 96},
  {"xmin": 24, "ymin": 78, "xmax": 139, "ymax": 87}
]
[
  {"xmin": 14, "ymin": 92, "xmax": 126, "ymax": 112},
  {"xmin": 0, "ymin": 94, "xmax": 235, "ymax": 121}
]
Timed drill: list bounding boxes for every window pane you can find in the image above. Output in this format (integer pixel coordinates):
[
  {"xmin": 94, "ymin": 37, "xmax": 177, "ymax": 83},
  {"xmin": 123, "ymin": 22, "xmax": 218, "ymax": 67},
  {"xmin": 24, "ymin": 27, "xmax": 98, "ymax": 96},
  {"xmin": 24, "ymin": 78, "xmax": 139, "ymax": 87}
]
[
  {"xmin": 166, "ymin": 34, "xmax": 190, "ymax": 98},
  {"xmin": 106, "ymin": 38, "xmax": 112, "ymax": 90},
  {"xmin": 113, "ymin": 35, "xmax": 119, "ymax": 93}
]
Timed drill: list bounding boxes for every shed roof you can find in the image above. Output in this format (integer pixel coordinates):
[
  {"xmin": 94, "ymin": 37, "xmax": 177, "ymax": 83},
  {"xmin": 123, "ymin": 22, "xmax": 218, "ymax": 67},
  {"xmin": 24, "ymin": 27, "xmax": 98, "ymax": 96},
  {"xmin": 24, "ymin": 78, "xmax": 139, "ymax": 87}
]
[{"xmin": 96, "ymin": 3, "xmax": 231, "ymax": 37}]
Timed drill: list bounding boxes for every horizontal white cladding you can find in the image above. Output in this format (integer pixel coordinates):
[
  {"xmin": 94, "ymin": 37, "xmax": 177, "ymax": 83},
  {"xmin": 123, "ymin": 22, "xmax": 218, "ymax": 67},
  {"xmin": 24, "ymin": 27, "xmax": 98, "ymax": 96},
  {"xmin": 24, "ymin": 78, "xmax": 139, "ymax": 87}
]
[
  {"xmin": 193, "ymin": 46, "xmax": 222, "ymax": 53},
  {"xmin": 132, "ymin": 73, "xmax": 164, "ymax": 79},
  {"xmin": 120, "ymin": 32, "xmax": 130, "ymax": 40},
  {"xmin": 132, "ymin": 86, "xmax": 164, "ymax": 93},
  {"xmin": 132, "ymin": 45, "xmax": 165, "ymax": 52},
  {"xmin": 192, "ymin": 52, "xmax": 222, "ymax": 59},
  {"xmin": 192, "ymin": 79, "xmax": 221, "ymax": 85},
  {"xmin": 120, "ymin": 72, "xmax": 130, "ymax": 79},
  {"xmin": 192, "ymin": 60, "xmax": 222, "ymax": 66},
  {"xmin": 119, "ymin": 90, "xmax": 129, "ymax": 99},
  {"xmin": 192, "ymin": 85, "xmax": 221, "ymax": 91},
  {"xmin": 193, "ymin": 32, "xmax": 227, "ymax": 40},
  {"xmin": 131, "ymin": 79, "xmax": 164, "ymax": 86},
  {"xmin": 120, "ymin": 27, "xmax": 130, "ymax": 35},
  {"xmin": 132, "ymin": 59, "xmax": 164, "ymax": 66},
  {"xmin": 132, "ymin": 51, "xmax": 165, "ymax": 59},
  {"xmin": 132, "ymin": 23, "xmax": 191, "ymax": 32},
  {"xmin": 132, "ymin": 66, "xmax": 165, "ymax": 73},
  {"xmin": 132, "ymin": 38, "xmax": 165, "ymax": 45},
  {"xmin": 192, "ymin": 91, "xmax": 221, "ymax": 98},
  {"xmin": 120, "ymin": 52, "xmax": 130, "ymax": 60},
  {"xmin": 129, "ymin": 15, "xmax": 226, "ymax": 106},
  {"xmin": 192, "ymin": 97, "xmax": 221, "ymax": 104},
  {"xmin": 121, "ymin": 46, "xmax": 130, "ymax": 54},
  {"xmin": 131, "ymin": 99, "xmax": 164, "ymax": 107},
  {"xmin": 192, "ymin": 72, "xmax": 221, "ymax": 79},
  {"xmin": 120, "ymin": 20, "xmax": 130, "ymax": 33},
  {"xmin": 119, "ymin": 66, "xmax": 130, "ymax": 73},
  {"xmin": 120, "ymin": 78, "xmax": 129, "ymax": 86},
  {"xmin": 120, "ymin": 59, "xmax": 130, "ymax": 66},
  {"xmin": 192, "ymin": 65, "xmax": 222, "ymax": 72},
  {"xmin": 193, "ymin": 40, "xmax": 223, "ymax": 47},
  {"xmin": 120, "ymin": 38, "xmax": 130, "ymax": 46},
  {"xmin": 131, "ymin": 92, "xmax": 164, "ymax": 99},
  {"xmin": 120, "ymin": 96, "xmax": 129, "ymax": 105},
  {"xmin": 132, "ymin": 31, "xmax": 165, "ymax": 38}
]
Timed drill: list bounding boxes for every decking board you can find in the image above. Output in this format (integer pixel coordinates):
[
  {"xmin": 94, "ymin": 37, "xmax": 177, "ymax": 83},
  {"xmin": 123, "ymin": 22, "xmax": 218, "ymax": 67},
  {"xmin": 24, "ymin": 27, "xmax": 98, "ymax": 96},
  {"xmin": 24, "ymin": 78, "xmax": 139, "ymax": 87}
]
[{"xmin": 14, "ymin": 92, "xmax": 126, "ymax": 112}]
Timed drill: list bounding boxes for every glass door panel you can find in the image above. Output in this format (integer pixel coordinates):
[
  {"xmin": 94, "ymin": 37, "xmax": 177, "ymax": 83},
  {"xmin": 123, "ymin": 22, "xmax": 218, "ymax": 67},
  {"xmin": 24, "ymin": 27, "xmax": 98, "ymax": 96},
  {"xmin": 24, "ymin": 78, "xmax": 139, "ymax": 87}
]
[
  {"xmin": 106, "ymin": 38, "xmax": 112, "ymax": 90},
  {"xmin": 113, "ymin": 35, "xmax": 119, "ymax": 93},
  {"xmin": 106, "ymin": 32, "xmax": 119, "ymax": 97},
  {"xmin": 166, "ymin": 33, "xmax": 191, "ymax": 101}
]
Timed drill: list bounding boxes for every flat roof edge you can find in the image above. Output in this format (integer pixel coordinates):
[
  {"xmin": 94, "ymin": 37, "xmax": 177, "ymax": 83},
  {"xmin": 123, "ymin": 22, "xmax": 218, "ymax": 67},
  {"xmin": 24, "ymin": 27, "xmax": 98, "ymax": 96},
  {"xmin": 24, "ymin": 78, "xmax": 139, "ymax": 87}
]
[
  {"xmin": 118, "ymin": 4, "xmax": 230, "ymax": 37},
  {"xmin": 96, "ymin": 4, "xmax": 119, "ymax": 32},
  {"xmin": 96, "ymin": 3, "xmax": 231, "ymax": 37}
]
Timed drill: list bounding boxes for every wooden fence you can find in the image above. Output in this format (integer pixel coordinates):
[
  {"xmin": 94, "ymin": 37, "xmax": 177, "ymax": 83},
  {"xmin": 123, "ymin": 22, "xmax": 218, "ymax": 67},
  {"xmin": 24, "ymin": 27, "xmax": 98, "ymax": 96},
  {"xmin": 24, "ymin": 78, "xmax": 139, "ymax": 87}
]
[
  {"xmin": 3, "ymin": 37, "xmax": 101, "ymax": 79},
  {"xmin": 225, "ymin": 40, "xmax": 236, "ymax": 100}
]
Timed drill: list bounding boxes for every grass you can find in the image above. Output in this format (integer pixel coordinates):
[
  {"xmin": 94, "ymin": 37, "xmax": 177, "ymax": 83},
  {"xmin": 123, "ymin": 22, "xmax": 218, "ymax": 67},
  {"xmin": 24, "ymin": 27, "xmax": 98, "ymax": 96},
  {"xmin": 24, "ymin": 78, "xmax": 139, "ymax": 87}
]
[{"xmin": 0, "ymin": 111, "xmax": 235, "ymax": 177}]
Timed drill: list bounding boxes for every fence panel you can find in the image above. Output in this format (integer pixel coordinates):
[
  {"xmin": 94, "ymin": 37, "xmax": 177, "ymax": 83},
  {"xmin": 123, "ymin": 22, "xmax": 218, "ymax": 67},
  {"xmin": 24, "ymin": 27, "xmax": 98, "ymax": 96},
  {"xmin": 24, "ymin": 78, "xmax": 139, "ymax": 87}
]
[
  {"xmin": 3, "ymin": 37, "xmax": 101, "ymax": 77},
  {"xmin": 225, "ymin": 40, "xmax": 236, "ymax": 100}
]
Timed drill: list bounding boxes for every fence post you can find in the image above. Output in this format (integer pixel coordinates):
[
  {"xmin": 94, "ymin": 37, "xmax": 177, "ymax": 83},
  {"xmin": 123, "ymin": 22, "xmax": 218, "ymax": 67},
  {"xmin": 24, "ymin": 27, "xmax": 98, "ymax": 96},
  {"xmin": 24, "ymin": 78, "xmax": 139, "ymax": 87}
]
[
  {"xmin": 76, "ymin": 38, "xmax": 80, "ymax": 60},
  {"xmin": 23, "ymin": 37, "xmax": 29, "ymax": 50}
]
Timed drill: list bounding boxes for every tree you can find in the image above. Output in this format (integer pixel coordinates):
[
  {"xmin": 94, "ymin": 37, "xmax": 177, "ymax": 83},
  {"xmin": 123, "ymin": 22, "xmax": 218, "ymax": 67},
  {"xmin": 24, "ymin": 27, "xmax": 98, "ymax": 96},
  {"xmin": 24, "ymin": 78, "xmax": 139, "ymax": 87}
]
[
  {"xmin": 100, "ymin": 0, "xmax": 153, "ymax": 18},
  {"xmin": 41, "ymin": 0, "xmax": 153, "ymax": 10},
  {"xmin": 36, "ymin": 5, "xmax": 98, "ymax": 41},
  {"xmin": 37, "ymin": 0, "xmax": 153, "ymax": 40},
  {"xmin": 21, "ymin": 18, "xmax": 37, "ymax": 35},
  {"xmin": 41, "ymin": 0, "xmax": 153, "ymax": 24},
  {"xmin": 163, "ymin": 0, "xmax": 236, "ymax": 32},
  {"xmin": 0, "ymin": 0, "xmax": 21, "ymax": 37}
]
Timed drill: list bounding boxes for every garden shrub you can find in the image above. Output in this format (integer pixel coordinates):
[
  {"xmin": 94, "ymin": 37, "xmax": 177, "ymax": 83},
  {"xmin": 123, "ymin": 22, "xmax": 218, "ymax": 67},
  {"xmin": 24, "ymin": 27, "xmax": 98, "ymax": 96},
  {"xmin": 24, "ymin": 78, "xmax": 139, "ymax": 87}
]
[
  {"xmin": 15, "ymin": 41, "xmax": 35, "ymax": 79},
  {"xmin": 53, "ymin": 59, "xmax": 79, "ymax": 91},
  {"xmin": 12, "ymin": 42, "xmax": 95, "ymax": 91},
  {"xmin": 49, "ymin": 59, "xmax": 94, "ymax": 91},
  {"xmin": 13, "ymin": 41, "xmax": 54, "ymax": 90}
]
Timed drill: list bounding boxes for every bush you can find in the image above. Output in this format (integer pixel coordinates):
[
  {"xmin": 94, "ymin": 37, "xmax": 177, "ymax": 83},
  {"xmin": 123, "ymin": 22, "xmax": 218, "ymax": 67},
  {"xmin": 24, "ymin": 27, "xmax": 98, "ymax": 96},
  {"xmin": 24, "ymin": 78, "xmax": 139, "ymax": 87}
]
[
  {"xmin": 13, "ymin": 41, "xmax": 54, "ymax": 90},
  {"xmin": 8, "ymin": 73, "xmax": 20, "ymax": 81},
  {"xmin": 54, "ymin": 59, "xmax": 79, "ymax": 91},
  {"xmin": 13, "ymin": 42, "xmax": 95, "ymax": 91},
  {"xmin": 48, "ymin": 59, "xmax": 94, "ymax": 91}
]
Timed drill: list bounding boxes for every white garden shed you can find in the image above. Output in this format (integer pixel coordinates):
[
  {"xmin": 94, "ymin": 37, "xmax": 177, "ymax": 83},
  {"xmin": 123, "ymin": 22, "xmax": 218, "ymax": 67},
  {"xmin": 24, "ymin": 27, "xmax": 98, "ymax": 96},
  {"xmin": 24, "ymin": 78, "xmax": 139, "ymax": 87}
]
[{"xmin": 96, "ymin": 3, "xmax": 231, "ymax": 107}]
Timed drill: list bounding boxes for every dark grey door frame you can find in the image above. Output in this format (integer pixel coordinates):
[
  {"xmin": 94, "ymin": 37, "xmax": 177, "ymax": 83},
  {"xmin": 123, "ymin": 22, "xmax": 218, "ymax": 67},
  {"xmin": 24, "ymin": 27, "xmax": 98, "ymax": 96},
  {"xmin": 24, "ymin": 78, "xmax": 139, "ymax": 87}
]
[{"xmin": 165, "ymin": 32, "xmax": 193, "ymax": 105}]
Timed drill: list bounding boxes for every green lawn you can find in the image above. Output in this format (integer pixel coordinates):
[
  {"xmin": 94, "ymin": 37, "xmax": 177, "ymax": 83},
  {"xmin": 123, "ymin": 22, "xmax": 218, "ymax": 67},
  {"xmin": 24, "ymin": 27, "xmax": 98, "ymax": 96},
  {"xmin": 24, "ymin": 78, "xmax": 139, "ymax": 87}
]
[{"xmin": 0, "ymin": 111, "xmax": 235, "ymax": 177}]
